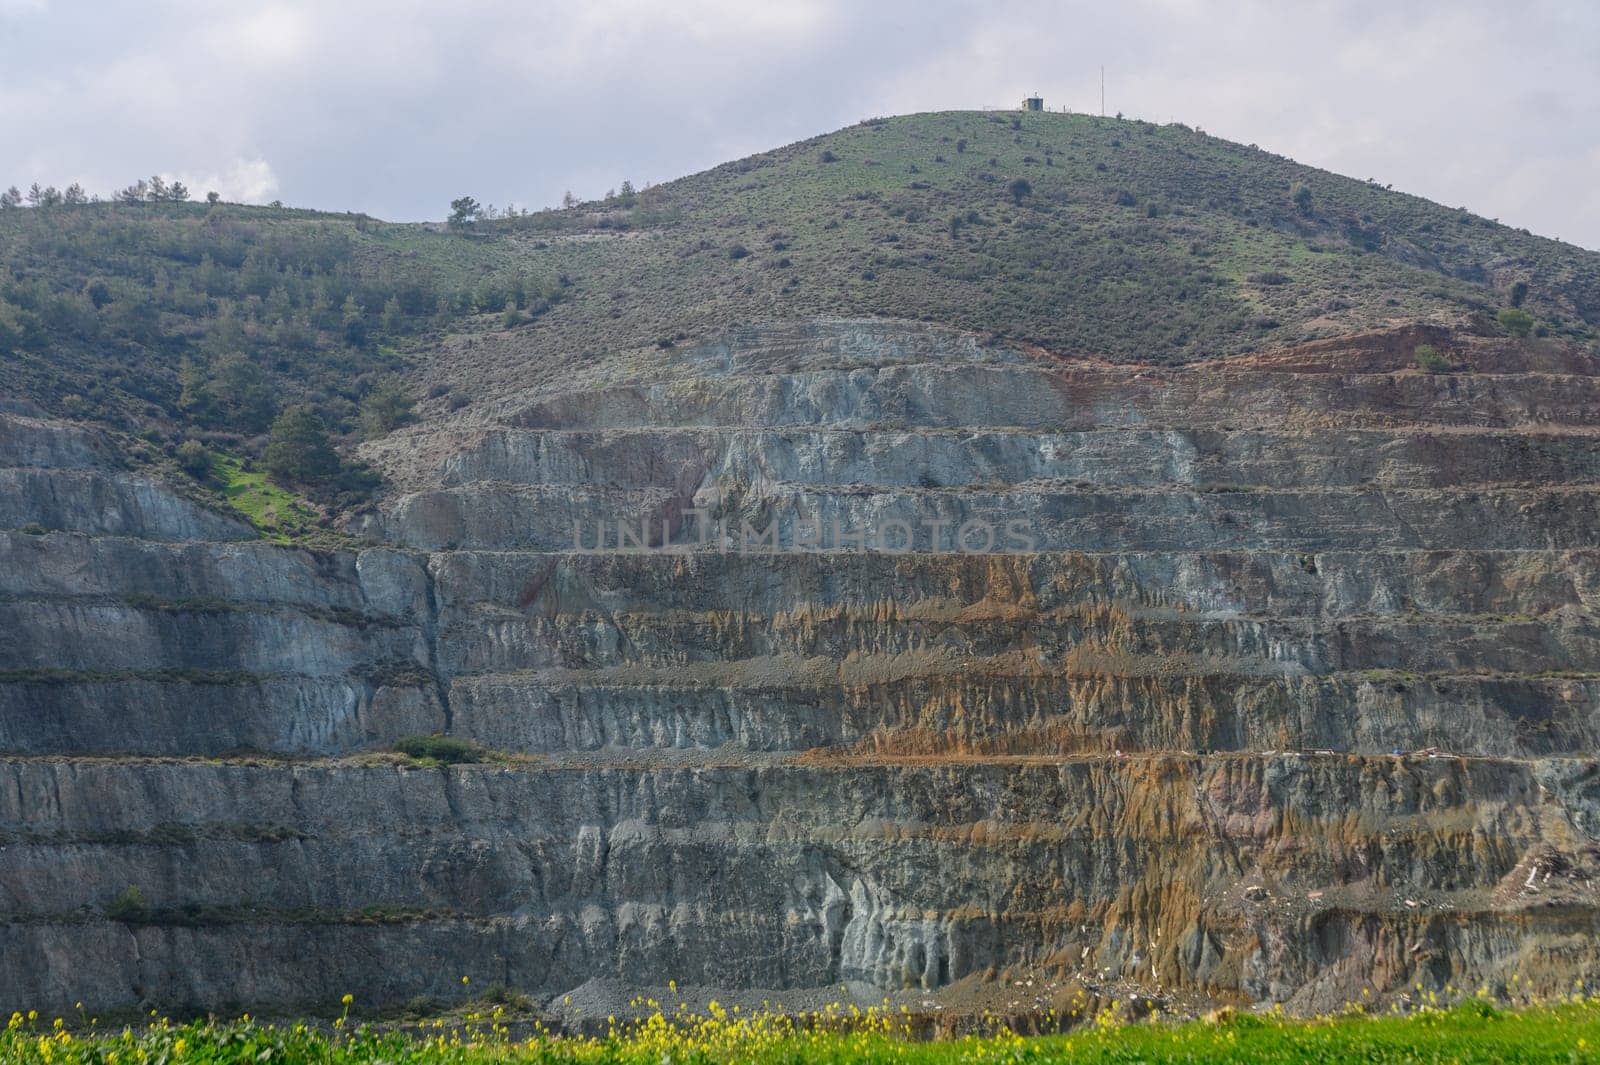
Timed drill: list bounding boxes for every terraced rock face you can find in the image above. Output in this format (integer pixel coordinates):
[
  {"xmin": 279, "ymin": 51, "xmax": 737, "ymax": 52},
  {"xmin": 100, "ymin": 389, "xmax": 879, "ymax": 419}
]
[{"xmin": 4, "ymin": 319, "xmax": 1600, "ymax": 1019}]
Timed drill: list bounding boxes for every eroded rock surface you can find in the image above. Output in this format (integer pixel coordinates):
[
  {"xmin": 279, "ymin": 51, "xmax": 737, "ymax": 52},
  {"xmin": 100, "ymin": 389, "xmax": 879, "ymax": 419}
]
[{"xmin": 3, "ymin": 319, "xmax": 1600, "ymax": 1017}]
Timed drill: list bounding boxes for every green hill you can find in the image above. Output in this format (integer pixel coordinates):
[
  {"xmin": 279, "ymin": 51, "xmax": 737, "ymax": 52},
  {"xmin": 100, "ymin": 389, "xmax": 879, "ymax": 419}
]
[
  {"xmin": 3, "ymin": 110, "xmax": 1597, "ymax": 477},
  {"xmin": 494, "ymin": 110, "xmax": 1597, "ymax": 367}
]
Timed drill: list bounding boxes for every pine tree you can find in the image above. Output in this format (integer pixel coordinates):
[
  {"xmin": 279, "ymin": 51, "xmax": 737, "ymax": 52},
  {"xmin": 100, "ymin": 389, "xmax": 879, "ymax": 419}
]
[{"xmin": 263, "ymin": 406, "xmax": 339, "ymax": 485}]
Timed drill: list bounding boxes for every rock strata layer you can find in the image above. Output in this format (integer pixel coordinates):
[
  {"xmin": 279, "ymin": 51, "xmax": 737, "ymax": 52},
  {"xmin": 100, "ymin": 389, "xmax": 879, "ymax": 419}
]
[{"xmin": 3, "ymin": 320, "xmax": 1599, "ymax": 1017}]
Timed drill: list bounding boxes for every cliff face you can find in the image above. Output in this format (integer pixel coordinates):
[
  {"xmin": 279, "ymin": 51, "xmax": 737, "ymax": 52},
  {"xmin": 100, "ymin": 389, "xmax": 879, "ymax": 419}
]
[{"xmin": 3, "ymin": 319, "xmax": 1600, "ymax": 1017}]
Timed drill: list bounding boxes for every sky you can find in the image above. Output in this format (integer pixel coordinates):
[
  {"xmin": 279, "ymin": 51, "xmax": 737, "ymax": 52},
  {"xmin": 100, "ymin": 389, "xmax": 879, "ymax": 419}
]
[{"xmin": 2, "ymin": 1, "xmax": 1597, "ymax": 249}]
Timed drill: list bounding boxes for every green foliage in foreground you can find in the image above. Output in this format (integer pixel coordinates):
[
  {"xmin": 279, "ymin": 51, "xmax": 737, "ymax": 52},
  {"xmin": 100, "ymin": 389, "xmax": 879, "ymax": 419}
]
[{"xmin": 7, "ymin": 998, "xmax": 1600, "ymax": 1065}]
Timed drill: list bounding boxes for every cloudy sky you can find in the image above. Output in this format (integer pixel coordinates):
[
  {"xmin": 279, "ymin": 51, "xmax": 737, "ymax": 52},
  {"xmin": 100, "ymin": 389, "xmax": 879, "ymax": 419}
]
[{"xmin": 3, "ymin": 1, "xmax": 1597, "ymax": 248}]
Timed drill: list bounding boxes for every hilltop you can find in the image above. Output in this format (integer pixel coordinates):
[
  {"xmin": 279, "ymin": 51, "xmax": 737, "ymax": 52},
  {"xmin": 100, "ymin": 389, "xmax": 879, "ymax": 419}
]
[
  {"xmin": 1, "ymin": 109, "xmax": 1597, "ymax": 509},
  {"xmin": 447, "ymin": 109, "xmax": 1599, "ymax": 394}
]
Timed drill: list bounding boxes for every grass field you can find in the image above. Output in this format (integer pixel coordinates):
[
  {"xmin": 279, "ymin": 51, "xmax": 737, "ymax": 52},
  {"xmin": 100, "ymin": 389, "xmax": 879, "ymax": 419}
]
[
  {"xmin": 7, "ymin": 997, "xmax": 1600, "ymax": 1064},
  {"xmin": 209, "ymin": 453, "xmax": 320, "ymax": 542}
]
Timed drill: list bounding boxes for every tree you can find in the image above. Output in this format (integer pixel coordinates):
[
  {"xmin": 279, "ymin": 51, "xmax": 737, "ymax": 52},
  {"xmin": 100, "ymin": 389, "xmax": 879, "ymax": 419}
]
[
  {"xmin": 167, "ymin": 180, "xmax": 190, "ymax": 202},
  {"xmin": 84, "ymin": 277, "xmax": 113, "ymax": 309},
  {"xmin": 447, "ymin": 195, "xmax": 481, "ymax": 231},
  {"xmin": 341, "ymin": 294, "xmax": 367, "ymax": 347},
  {"xmin": 0, "ymin": 186, "xmax": 19, "ymax": 210},
  {"xmin": 197, "ymin": 352, "xmax": 276, "ymax": 433},
  {"xmin": 63, "ymin": 183, "xmax": 87, "ymax": 205},
  {"xmin": 206, "ymin": 191, "xmax": 221, "ymax": 205},
  {"xmin": 381, "ymin": 296, "xmax": 405, "ymax": 334},
  {"xmin": 359, "ymin": 378, "xmax": 416, "ymax": 437},
  {"xmin": 1291, "ymin": 182, "xmax": 1313, "ymax": 216},
  {"xmin": 116, "ymin": 179, "xmax": 149, "ymax": 204},
  {"xmin": 1497, "ymin": 307, "xmax": 1534, "ymax": 337},
  {"xmin": 1007, "ymin": 177, "xmax": 1033, "ymax": 205},
  {"xmin": 263, "ymin": 406, "xmax": 339, "ymax": 485},
  {"xmin": 146, "ymin": 175, "xmax": 168, "ymax": 202}
]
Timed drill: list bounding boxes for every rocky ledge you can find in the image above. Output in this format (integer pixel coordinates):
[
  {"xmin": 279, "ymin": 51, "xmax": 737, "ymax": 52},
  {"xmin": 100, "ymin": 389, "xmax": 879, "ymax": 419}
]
[{"xmin": 3, "ymin": 319, "xmax": 1599, "ymax": 1018}]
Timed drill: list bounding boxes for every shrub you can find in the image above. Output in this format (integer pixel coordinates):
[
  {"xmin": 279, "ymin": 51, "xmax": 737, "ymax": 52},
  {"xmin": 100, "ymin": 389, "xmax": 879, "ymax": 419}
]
[
  {"xmin": 403, "ymin": 996, "xmax": 442, "ymax": 1017},
  {"xmin": 818, "ymin": 150, "xmax": 837, "ymax": 164},
  {"xmin": 1291, "ymin": 182, "xmax": 1313, "ymax": 216},
  {"xmin": 728, "ymin": 243, "xmax": 750, "ymax": 260},
  {"xmin": 359, "ymin": 379, "xmax": 417, "ymax": 438},
  {"xmin": 1007, "ymin": 178, "xmax": 1033, "ymax": 205},
  {"xmin": 481, "ymin": 983, "xmax": 533, "ymax": 1009},
  {"xmin": 107, "ymin": 884, "xmax": 151, "ymax": 923},
  {"xmin": 1497, "ymin": 307, "xmax": 1534, "ymax": 336},
  {"xmin": 176, "ymin": 440, "xmax": 213, "ymax": 481},
  {"xmin": 1414, "ymin": 344, "xmax": 1452, "ymax": 373},
  {"xmin": 393, "ymin": 734, "xmax": 489, "ymax": 765}
]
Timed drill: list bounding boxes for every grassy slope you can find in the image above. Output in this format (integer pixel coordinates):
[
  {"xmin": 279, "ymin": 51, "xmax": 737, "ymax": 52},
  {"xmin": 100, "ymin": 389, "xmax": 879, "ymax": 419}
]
[
  {"xmin": 209, "ymin": 453, "xmax": 320, "ymax": 543},
  {"xmin": 436, "ymin": 109, "xmax": 1600, "ymax": 402},
  {"xmin": 7, "ymin": 110, "xmax": 1599, "ymax": 425}
]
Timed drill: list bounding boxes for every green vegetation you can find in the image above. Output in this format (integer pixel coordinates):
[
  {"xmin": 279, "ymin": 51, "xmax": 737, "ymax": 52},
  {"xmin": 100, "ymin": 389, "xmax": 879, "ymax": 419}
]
[
  {"xmin": 392, "ymin": 734, "xmax": 493, "ymax": 766},
  {"xmin": 103, "ymin": 884, "xmax": 149, "ymax": 924},
  {"xmin": 1291, "ymin": 181, "xmax": 1314, "ymax": 216},
  {"xmin": 359, "ymin": 377, "xmax": 417, "ymax": 438},
  {"xmin": 465, "ymin": 109, "xmax": 1597, "ymax": 395},
  {"xmin": 1499, "ymin": 306, "xmax": 1536, "ymax": 336},
  {"xmin": 0, "ymin": 195, "xmax": 556, "ymax": 460},
  {"xmin": 174, "ymin": 439, "xmax": 212, "ymax": 480},
  {"xmin": 209, "ymin": 452, "xmax": 320, "ymax": 542},
  {"xmin": 1414, "ymin": 343, "xmax": 1452, "ymax": 372},
  {"xmin": 262, "ymin": 406, "xmax": 340, "ymax": 486},
  {"xmin": 6, "ymin": 997, "xmax": 1600, "ymax": 1064}
]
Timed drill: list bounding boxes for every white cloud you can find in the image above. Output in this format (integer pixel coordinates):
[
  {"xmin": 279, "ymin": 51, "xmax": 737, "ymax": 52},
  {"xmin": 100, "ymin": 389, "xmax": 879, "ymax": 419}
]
[
  {"xmin": 208, "ymin": 5, "xmax": 312, "ymax": 68},
  {"xmin": 169, "ymin": 158, "xmax": 280, "ymax": 204},
  {"xmin": 0, "ymin": 1, "xmax": 1596, "ymax": 247}
]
